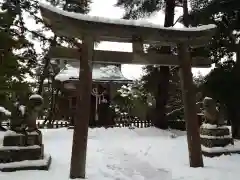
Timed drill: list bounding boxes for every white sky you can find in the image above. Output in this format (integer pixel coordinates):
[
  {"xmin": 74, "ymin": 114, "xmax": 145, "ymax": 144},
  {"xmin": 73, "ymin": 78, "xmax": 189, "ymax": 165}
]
[
  {"xmin": 31, "ymin": 0, "xmax": 213, "ymax": 80},
  {"xmin": 89, "ymin": 0, "xmax": 213, "ymax": 79}
]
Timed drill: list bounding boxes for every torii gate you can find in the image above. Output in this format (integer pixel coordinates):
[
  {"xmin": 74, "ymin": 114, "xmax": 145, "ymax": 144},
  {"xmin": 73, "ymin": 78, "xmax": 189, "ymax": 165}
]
[{"xmin": 39, "ymin": 3, "xmax": 216, "ymax": 179}]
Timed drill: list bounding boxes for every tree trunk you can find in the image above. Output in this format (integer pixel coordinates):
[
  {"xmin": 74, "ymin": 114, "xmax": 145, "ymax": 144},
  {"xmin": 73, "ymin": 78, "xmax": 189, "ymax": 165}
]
[
  {"xmin": 37, "ymin": 35, "xmax": 57, "ymax": 95},
  {"xmin": 42, "ymin": 78, "xmax": 55, "ymax": 125},
  {"xmin": 229, "ymin": 43, "xmax": 240, "ymax": 138},
  {"xmin": 154, "ymin": 0, "xmax": 175, "ymax": 129},
  {"xmin": 228, "ymin": 101, "xmax": 240, "ymax": 139},
  {"xmin": 230, "ymin": 110, "xmax": 239, "ymax": 139},
  {"xmin": 233, "ymin": 44, "xmax": 240, "ymax": 138}
]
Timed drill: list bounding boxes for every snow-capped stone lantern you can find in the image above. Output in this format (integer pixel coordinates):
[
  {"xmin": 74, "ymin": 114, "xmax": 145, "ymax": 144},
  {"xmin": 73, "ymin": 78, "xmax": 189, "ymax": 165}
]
[
  {"xmin": 0, "ymin": 94, "xmax": 51, "ymax": 172},
  {"xmin": 200, "ymin": 97, "xmax": 240, "ymax": 157}
]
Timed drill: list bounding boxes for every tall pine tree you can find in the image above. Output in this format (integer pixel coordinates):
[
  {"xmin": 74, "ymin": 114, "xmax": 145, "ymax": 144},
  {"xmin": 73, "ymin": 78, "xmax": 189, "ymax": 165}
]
[
  {"xmin": 0, "ymin": 0, "xmax": 38, "ymax": 108},
  {"xmin": 187, "ymin": 0, "xmax": 240, "ymax": 138},
  {"xmin": 116, "ymin": 0, "xmax": 178, "ymax": 129}
]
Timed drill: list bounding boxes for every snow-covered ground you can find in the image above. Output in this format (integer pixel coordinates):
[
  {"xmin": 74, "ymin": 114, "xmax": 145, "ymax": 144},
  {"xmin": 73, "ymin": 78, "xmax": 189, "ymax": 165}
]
[{"xmin": 1, "ymin": 127, "xmax": 240, "ymax": 180}]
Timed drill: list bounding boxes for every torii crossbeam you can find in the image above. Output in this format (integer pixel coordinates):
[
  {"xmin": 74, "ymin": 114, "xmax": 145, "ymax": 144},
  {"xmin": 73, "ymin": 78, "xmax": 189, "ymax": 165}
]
[
  {"xmin": 49, "ymin": 46, "xmax": 211, "ymax": 67},
  {"xmin": 39, "ymin": 2, "xmax": 216, "ymax": 179}
]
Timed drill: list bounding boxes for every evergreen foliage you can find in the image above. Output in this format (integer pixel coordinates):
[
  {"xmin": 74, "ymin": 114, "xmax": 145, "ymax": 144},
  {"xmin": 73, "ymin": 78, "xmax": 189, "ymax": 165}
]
[
  {"xmin": 116, "ymin": 0, "xmax": 165, "ymax": 19},
  {"xmin": 0, "ymin": 0, "xmax": 92, "ymax": 119},
  {"xmin": 188, "ymin": 0, "xmax": 240, "ymax": 138},
  {"xmin": 0, "ymin": 0, "xmax": 38, "ymax": 108},
  {"xmin": 116, "ymin": 0, "xmax": 182, "ymax": 128}
]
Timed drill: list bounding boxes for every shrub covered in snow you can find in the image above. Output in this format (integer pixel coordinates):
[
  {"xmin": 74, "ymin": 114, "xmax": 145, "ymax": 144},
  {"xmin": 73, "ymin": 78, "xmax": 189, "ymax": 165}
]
[{"xmin": 112, "ymin": 81, "xmax": 154, "ymax": 120}]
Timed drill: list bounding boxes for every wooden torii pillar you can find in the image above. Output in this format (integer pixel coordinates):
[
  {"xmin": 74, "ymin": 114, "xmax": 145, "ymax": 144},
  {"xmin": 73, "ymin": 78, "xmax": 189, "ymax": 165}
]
[{"xmin": 39, "ymin": 3, "xmax": 216, "ymax": 179}]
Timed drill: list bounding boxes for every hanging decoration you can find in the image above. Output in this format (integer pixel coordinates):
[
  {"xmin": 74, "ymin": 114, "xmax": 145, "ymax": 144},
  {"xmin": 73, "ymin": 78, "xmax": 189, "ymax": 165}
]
[{"xmin": 91, "ymin": 87, "xmax": 108, "ymax": 121}]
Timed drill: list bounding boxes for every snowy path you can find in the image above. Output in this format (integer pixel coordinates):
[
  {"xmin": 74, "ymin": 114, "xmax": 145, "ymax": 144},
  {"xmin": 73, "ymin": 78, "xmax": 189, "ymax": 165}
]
[
  {"xmin": 98, "ymin": 148, "xmax": 171, "ymax": 180},
  {"xmin": 0, "ymin": 127, "xmax": 240, "ymax": 180}
]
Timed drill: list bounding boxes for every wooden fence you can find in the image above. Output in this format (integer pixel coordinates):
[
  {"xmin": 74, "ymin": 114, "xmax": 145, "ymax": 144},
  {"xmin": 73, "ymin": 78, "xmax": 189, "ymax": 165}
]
[
  {"xmin": 37, "ymin": 121, "xmax": 70, "ymax": 129},
  {"xmin": 1, "ymin": 121, "xmax": 70, "ymax": 129},
  {"xmin": 115, "ymin": 118, "xmax": 152, "ymax": 128},
  {"xmin": 1, "ymin": 119, "xmax": 185, "ymax": 130},
  {"xmin": 1, "ymin": 118, "xmax": 153, "ymax": 129}
]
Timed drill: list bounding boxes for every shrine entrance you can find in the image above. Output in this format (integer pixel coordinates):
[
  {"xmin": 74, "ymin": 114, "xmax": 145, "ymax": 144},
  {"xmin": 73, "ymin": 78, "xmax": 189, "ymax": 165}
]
[
  {"xmin": 90, "ymin": 83, "xmax": 111, "ymax": 127},
  {"xmin": 53, "ymin": 61, "xmax": 131, "ymax": 127},
  {"xmin": 39, "ymin": 2, "xmax": 216, "ymax": 179}
]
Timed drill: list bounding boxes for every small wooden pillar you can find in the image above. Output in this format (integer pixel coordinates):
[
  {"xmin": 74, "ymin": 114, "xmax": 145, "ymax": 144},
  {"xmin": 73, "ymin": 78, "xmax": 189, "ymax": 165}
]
[
  {"xmin": 70, "ymin": 35, "xmax": 94, "ymax": 179},
  {"xmin": 178, "ymin": 43, "xmax": 203, "ymax": 167}
]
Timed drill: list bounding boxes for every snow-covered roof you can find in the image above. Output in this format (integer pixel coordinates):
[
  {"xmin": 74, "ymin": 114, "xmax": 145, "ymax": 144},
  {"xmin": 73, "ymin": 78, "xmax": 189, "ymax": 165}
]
[
  {"xmin": 55, "ymin": 64, "xmax": 131, "ymax": 83},
  {"xmin": 29, "ymin": 94, "xmax": 43, "ymax": 100}
]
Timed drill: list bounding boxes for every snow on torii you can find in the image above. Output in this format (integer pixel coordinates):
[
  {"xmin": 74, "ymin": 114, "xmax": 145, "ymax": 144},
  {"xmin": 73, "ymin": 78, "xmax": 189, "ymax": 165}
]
[
  {"xmin": 40, "ymin": 1, "xmax": 216, "ymax": 67},
  {"xmin": 39, "ymin": 2, "xmax": 217, "ymax": 179},
  {"xmin": 39, "ymin": 2, "xmax": 216, "ymax": 47}
]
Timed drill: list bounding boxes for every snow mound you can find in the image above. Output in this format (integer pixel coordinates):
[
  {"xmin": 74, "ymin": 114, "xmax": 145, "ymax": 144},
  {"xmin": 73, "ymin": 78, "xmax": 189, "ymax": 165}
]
[
  {"xmin": 0, "ymin": 154, "xmax": 50, "ymax": 169},
  {"xmin": 3, "ymin": 130, "xmax": 19, "ymax": 137},
  {"xmin": 0, "ymin": 107, "xmax": 11, "ymax": 116},
  {"xmin": 201, "ymin": 123, "xmax": 229, "ymax": 129},
  {"xmin": 1, "ymin": 127, "xmax": 240, "ymax": 180},
  {"xmin": 201, "ymin": 140, "xmax": 240, "ymax": 153},
  {"xmin": 29, "ymin": 94, "xmax": 43, "ymax": 100}
]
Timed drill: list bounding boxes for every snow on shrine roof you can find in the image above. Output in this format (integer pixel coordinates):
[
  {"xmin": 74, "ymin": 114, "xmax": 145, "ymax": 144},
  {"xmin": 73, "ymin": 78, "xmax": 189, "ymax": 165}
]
[
  {"xmin": 39, "ymin": 2, "xmax": 216, "ymax": 32},
  {"xmin": 55, "ymin": 64, "xmax": 131, "ymax": 83}
]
